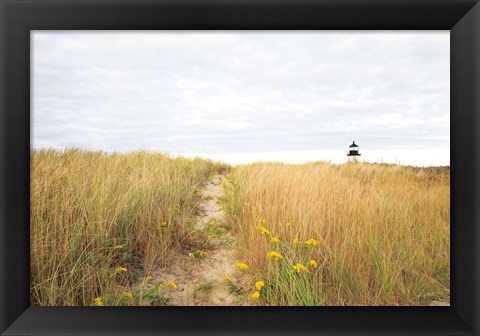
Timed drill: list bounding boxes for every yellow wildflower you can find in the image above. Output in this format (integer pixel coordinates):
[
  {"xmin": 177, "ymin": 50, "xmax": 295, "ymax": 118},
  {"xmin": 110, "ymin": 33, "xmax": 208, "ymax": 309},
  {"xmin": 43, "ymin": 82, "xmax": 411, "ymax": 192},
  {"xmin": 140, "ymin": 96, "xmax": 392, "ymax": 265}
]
[
  {"xmin": 251, "ymin": 291, "xmax": 260, "ymax": 300},
  {"xmin": 255, "ymin": 225, "xmax": 270, "ymax": 235},
  {"xmin": 304, "ymin": 239, "xmax": 320, "ymax": 247},
  {"xmin": 255, "ymin": 280, "xmax": 265, "ymax": 291},
  {"xmin": 292, "ymin": 238, "xmax": 299, "ymax": 245},
  {"xmin": 266, "ymin": 251, "xmax": 283, "ymax": 260},
  {"xmin": 115, "ymin": 267, "xmax": 128, "ymax": 273},
  {"xmin": 286, "ymin": 222, "xmax": 292, "ymax": 227},
  {"xmin": 162, "ymin": 281, "xmax": 177, "ymax": 288},
  {"xmin": 269, "ymin": 237, "xmax": 280, "ymax": 244},
  {"xmin": 145, "ymin": 276, "xmax": 153, "ymax": 283},
  {"xmin": 223, "ymin": 275, "xmax": 232, "ymax": 281},
  {"xmin": 292, "ymin": 264, "xmax": 309, "ymax": 273},
  {"xmin": 258, "ymin": 219, "xmax": 266, "ymax": 224},
  {"xmin": 207, "ymin": 234, "xmax": 217, "ymax": 239},
  {"xmin": 113, "ymin": 244, "xmax": 123, "ymax": 250},
  {"xmin": 161, "ymin": 221, "xmax": 167, "ymax": 226},
  {"xmin": 309, "ymin": 259, "xmax": 318, "ymax": 268},
  {"xmin": 94, "ymin": 297, "xmax": 104, "ymax": 306},
  {"xmin": 235, "ymin": 263, "xmax": 249, "ymax": 270},
  {"xmin": 122, "ymin": 291, "xmax": 133, "ymax": 299}
]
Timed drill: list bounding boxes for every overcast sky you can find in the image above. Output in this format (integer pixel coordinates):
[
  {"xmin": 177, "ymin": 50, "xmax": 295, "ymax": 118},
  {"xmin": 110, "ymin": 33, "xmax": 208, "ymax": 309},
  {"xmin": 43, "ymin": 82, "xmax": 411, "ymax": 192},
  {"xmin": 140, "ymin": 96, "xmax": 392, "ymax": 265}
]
[{"xmin": 32, "ymin": 31, "xmax": 449, "ymax": 166}]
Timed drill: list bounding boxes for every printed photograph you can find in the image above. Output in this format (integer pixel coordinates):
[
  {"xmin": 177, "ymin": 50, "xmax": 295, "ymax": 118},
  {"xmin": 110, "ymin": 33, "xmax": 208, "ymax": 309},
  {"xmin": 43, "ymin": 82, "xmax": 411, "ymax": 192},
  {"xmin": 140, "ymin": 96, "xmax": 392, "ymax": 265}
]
[{"xmin": 31, "ymin": 31, "xmax": 450, "ymax": 306}]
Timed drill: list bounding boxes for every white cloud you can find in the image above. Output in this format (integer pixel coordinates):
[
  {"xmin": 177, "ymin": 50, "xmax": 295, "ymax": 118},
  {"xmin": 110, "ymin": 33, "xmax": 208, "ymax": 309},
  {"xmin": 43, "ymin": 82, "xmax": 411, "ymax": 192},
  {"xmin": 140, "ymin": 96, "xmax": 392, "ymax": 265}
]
[{"xmin": 32, "ymin": 31, "xmax": 450, "ymax": 166}]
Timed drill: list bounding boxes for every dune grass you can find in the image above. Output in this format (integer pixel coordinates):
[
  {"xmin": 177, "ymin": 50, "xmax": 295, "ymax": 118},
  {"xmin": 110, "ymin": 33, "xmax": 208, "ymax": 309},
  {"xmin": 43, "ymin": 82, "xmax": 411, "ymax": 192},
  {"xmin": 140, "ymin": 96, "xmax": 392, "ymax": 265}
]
[
  {"xmin": 222, "ymin": 162, "xmax": 450, "ymax": 306},
  {"xmin": 31, "ymin": 149, "xmax": 449, "ymax": 306},
  {"xmin": 30, "ymin": 148, "xmax": 227, "ymax": 306}
]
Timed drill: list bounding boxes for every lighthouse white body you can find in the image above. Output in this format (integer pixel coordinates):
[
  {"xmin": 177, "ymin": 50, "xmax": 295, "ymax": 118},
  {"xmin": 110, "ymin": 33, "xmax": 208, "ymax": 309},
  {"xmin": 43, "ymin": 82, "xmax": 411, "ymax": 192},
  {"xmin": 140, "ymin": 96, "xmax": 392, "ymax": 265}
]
[{"xmin": 348, "ymin": 155, "xmax": 359, "ymax": 163}]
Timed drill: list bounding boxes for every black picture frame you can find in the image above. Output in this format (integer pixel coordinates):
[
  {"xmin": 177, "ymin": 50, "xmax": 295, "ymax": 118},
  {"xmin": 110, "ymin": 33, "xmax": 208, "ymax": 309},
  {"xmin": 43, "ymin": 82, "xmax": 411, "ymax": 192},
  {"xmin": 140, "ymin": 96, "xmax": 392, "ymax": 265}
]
[{"xmin": 1, "ymin": 0, "xmax": 479, "ymax": 335}]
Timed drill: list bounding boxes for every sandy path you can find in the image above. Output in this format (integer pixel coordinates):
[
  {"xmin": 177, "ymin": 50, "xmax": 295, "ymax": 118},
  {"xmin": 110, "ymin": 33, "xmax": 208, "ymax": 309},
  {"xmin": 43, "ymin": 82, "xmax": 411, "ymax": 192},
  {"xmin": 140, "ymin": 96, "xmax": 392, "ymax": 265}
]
[{"xmin": 147, "ymin": 175, "xmax": 246, "ymax": 306}]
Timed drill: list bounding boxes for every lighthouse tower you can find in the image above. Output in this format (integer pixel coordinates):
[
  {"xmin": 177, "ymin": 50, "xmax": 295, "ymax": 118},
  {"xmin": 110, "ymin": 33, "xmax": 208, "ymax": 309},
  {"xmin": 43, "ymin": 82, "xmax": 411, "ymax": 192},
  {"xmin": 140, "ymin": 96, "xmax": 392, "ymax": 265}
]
[{"xmin": 347, "ymin": 141, "xmax": 361, "ymax": 162}]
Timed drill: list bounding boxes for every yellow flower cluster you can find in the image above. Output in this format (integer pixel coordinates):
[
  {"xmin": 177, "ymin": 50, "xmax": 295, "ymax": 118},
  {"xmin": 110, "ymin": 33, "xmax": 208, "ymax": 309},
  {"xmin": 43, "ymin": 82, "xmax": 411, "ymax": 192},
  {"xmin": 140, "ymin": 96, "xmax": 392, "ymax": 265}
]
[
  {"xmin": 113, "ymin": 244, "xmax": 123, "ymax": 250},
  {"xmin": 255, "ymin": 225, "xmax": 270, "ymax": 235},
  {"xmin": 162, "ymin": 281, "xmax": 178, "ymax": 288},
  {"xmin": 207, "ymin": 234, "xmax": 217, "ymax": 239},
  {"xmin": 292, "ymin": 264, "xmax": 309, "ymax": 273},
  {"xmin": 145, "ymin": 276, "xmax": 153, "ymax": 282},
  {"xmin": 255, "ymin": 280, "xmax": 265, "ymax": 291},
  {"xmin": 266, "ymin": 251, "xmax": 283, "ymax": 260},
  {"xmin": 223, "ymin": 275, "xmax": 232, "ymax": 281},
  {"xmin": 241, "ymin": 221, "xmax": 323, "ymax": 303},
  {"xmin": 251, "ymin": 279, "xmax": 265, "ymax": 301},
  {"xmin": 304, "ymin": 239, "xmax": 320, "ymax": 247},
  {"xmin": 115, "ymin": 267, "xmax": 128, "ymax": 273},
  {"xmin": 122, "ymin": 291, "xmax": 133, "ymax": 299},
  {"xmin": 235, "ymin": 263, "xmax": 249, "ymax": 270},
  {"xmin": 94, "ymin": 297, "xmax": 104, "ymax": 306},
  {"xmin": 269, "ymin": 237, "xmax": 280, "ymax": 244}
]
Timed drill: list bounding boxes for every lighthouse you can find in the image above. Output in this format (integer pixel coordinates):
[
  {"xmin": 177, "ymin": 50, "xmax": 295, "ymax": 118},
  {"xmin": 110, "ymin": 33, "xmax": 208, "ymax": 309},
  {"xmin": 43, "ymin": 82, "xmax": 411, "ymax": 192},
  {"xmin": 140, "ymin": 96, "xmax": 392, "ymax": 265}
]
[{"xmin": 347, "ymin": 141, "xmax": 361, "ymax": 162}]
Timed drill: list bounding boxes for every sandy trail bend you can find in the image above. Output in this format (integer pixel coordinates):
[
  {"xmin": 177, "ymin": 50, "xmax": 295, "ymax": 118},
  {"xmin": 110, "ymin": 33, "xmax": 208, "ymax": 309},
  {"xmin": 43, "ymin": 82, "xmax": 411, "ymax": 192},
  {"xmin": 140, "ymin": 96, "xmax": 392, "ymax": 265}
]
[{"xmin": 150, "ymin": 174, "xmax": 245, "ymax": 306}]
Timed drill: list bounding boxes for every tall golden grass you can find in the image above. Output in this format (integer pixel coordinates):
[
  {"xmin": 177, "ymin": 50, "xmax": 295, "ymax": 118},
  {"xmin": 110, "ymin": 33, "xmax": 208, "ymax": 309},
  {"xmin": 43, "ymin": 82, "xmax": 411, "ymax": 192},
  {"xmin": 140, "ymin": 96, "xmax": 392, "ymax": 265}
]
[
  {"xmin": 30, "ymin": 149, "xmax": 225, "ymax": 306},
  {"xmin": 31, "ymin": 149, "xmax": 449, "ymax": 306},
  {"xmin": 222, "ymin": 162, "xmax": 450, "ymax": 306}
]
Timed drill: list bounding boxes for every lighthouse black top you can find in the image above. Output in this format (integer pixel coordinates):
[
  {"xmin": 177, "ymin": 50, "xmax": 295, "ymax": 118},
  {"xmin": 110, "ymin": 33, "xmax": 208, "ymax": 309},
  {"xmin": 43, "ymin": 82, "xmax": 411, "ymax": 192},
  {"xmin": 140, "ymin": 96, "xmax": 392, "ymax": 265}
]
[{"xmin": 348, "ymin": 141, "xmax": 361, "ymax": 156}]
